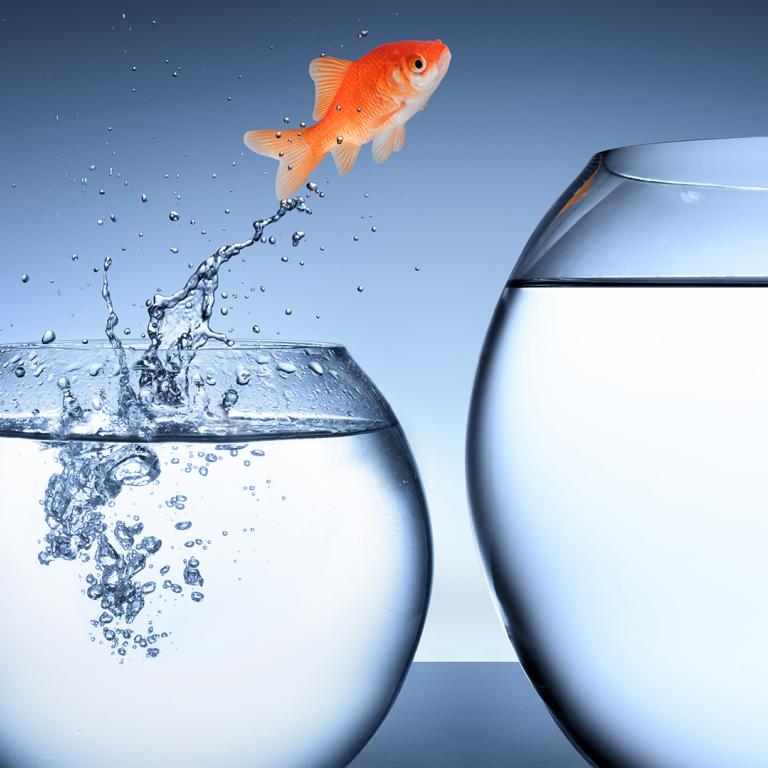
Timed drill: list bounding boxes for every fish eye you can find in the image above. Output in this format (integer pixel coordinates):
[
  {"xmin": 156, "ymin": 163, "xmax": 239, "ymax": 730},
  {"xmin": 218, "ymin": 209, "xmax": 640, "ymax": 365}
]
[{"xmin": 407, "ymin": 54, "xmax": 427, "ymax": 74}]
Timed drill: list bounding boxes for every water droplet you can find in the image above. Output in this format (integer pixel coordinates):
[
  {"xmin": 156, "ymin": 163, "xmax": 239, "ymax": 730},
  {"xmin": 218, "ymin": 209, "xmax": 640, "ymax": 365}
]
[
  {"xmin": 353, "ymin": 235, "xmax": 359, "ymax": 241},
  {"xmin": 291, "ymin": 231, "xmax": 305, "ymax": 247},
  {"xmin": 283, "ymin": 116, "xmax": 290, "ymax": 124},
  {"xmin": 41, "ymin": 329, "xmax": 56, "ymax": 344},
  {"xmin": 284, "ymin": 307, "xmax": 293, "ymax": 316},
  {"xmin": 268, "ymin": 235, "xmax": 276, "ymax": 245},
  {"xmin": 224, "ymin": 208, "xmax": 230, "ymax": 214},
  {"xmin": 175, "ymin": 521, "xmax": 192, "ymax": 531},
  {"xmin": 336, "ymin": 105, "xmax": 342, "ymax": 111},
  {"xmin": 281, "ymin": 255, "xmax": 289, "ymax": 263},
  {"xmin": 169, "ymin": 211, "xmax": 180, "ymax": 221},
  {"xmin": 14, "ymin": 366, "xmax": 25, "ymax": 378},
  {"xmin": 251, "ymin": 324, "xmax": 260, "ymax": 334},
  {"xmin": 191, "ymin": 591, "xmax": 204, "ymax": 602},
  {"xmin": 99, "ymin": 189, "xmax": 105, "ymax": 195},
  {"xmin": 141, "ymin": 193, "xmax": 148, "ymax": 202},
  {"xmin": 358, "ymin": 29, "xmax": 369, "ymax": 38},
  {"xmin": 56, "ymin": 376, "xmax": 70, "ymax": 390},
  {"xmin": 20, "ymin": 274, "xmax": 29, "ymax": 284},
  {"xmin": 236, "ymin": 367, "xmax": 252, "ymax": 385},
  {"xmin": 309, "ymin": 361, "xmax": 324, "ymax": 375},
  {"xmin": 357, "ymin": 285, "xmax": 364, "ymax": 292},
  {"xmin": 97, "ymin": 218, "xmax": 104, "ymax": 226},
  {"xmin": 220, "ymin": 306, "xmax": 229, "ymax": 316},
  {"xmin": 371, "ymin": 226, "xmax": 377, "ymax": 232},
  {"xmin": 170, "ymin": 246, "xmax": 179, "ymax": 254},
  {"xmin": 277, "ymin": 362, "xmax": 297, "ymax": 374},
  {"xmin": 109, "ymin": 213, "xmax": 117, "ymax": 222},
  {"xmin": 275, "ymin": 131, "xmax": 282, "ymax": 139},
  {"xmin": 336, "ymin": 135, "xmax": 344, "ymax": 144}
]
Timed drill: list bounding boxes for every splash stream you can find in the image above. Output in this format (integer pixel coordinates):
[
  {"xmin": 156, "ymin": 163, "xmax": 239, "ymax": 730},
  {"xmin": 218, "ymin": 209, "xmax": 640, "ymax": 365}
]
[{"xmin": 38, "ymin": 196, "xmax": 312, "ymax": 659}]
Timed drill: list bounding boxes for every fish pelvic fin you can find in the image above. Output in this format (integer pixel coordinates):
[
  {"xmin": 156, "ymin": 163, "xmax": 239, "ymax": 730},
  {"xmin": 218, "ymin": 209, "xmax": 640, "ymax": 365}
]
[
  {"xmin": 331, "ymin": 142, "xmax": 361, "ymax": 176},
  {"xmin": 244, "ymin": 128, "xmax": 323, "ymax": 200},
  {"xmin": 372, "ymin": 125, "xmax": 406, "ymax": 164}
]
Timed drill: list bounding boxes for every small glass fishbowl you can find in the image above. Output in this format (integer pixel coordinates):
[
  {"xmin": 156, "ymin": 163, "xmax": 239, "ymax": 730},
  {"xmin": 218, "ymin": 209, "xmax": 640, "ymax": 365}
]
[
  {"xmin": 0, "ymin": 341, "xmax": 431, "ymax": 768},
  {"xmin": 468, "ymin": 138, "xmax": 768, "ymax": 768}
]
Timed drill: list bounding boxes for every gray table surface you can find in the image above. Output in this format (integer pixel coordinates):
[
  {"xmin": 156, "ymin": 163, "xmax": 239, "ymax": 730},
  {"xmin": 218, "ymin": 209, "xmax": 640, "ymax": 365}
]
[{"xmin": 349, "ymin": 663, "xmax": 591, "ymax": 768}]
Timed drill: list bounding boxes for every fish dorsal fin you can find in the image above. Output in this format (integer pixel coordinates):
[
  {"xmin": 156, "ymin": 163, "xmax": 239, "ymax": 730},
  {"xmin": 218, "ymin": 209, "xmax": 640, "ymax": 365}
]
[{"xmin": 309, "ymin": 56, "xmax": 352, "ymax": 121}]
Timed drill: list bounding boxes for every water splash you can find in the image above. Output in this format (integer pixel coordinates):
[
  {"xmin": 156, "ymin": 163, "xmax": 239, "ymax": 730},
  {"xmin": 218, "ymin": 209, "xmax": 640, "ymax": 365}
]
[{"xmin": 39, "ymin": 196, "xmax": 312, "ymax": 658}]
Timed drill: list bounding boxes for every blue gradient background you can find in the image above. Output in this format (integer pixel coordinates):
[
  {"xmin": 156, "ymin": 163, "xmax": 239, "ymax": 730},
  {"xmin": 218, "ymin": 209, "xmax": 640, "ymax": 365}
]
[{"xmin": 3, "ymin": 0, "xmax": 768, "ymax": 661}]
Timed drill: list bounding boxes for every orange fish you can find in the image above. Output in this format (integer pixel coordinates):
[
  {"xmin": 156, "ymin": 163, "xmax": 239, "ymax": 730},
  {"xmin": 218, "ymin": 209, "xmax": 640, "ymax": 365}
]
[{"xmin": 244, "ymin": 40, "xmax": 452, "ymax": 199}]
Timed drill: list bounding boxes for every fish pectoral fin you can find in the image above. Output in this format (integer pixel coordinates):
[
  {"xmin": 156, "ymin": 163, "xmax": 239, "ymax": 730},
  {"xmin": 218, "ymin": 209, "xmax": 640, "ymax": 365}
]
[
  {"xmin": 244, "ymin": 129, "xmax": 322, "ymax": 200},
  {"xmin": 372, "ymin": 102, "xmax": 406, "ymax": 129},
  {"xmin": 371, "ymin": 125, "xmax": 406, "ymax": 164},
  {"xmin": 309, "ymin": 56, "xmax": 353, "ymax": 121},
  {"xmin": 331, "ymin": 142, "xmax": 361, "ymax": 176}
]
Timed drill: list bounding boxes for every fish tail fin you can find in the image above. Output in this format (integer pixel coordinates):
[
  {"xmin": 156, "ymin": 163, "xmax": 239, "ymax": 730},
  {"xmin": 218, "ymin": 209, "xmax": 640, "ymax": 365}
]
[{"xmin": 243, "ymin": 128, "xmax": 324, "ymax": 200}]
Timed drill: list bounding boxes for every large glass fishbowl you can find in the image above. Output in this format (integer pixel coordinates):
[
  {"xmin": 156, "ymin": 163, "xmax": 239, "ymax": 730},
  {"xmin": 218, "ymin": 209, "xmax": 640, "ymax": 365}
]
[
  {"xmin": 468, "ymin": 137, "xmax": 768, "ymax": 768},
  {"xmin": 0, "ymin": 341, "xmax": 431, "ymax": 768}
]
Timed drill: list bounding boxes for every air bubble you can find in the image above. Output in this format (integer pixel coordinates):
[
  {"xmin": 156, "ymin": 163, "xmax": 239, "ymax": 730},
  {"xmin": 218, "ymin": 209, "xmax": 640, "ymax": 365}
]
[
  {"xmin": 41, "ymin": 330, "xmax": 56, "ymax": 344},
  {"xmin": 169, "ymin": 211, "xmax": 180, "ymax": 221},
  {"xmin": 222, "ymin": 389, "xmax": 239, "ymax": 411}
]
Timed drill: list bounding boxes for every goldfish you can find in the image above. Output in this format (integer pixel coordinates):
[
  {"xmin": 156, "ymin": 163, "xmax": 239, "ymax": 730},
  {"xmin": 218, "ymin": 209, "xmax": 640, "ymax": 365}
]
[{"xmin": 244, "ymin": 40, "xmax": 451, "ymax": 199}]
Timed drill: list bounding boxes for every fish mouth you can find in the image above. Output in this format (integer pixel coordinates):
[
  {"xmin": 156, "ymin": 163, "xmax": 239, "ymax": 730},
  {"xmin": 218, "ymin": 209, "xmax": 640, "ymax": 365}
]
[{"xmin": 437, "ymin": 48, "xmax": 452, "ymax": 75}]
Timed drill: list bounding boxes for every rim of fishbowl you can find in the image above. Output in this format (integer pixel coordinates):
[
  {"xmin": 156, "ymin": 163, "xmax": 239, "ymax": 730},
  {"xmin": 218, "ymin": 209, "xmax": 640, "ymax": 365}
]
[
  {"xmin": 0, "ymin": 339, "xmax": 350, "ymax": 354},
  {"xmin": 603, "ymin": 135, "xmax": 768, "ymax": 191}
]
